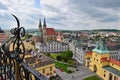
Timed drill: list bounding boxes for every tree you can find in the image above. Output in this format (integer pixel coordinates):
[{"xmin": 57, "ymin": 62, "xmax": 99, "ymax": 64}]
[
  {"xmin": 56, "ymin": 55, "xmax": 62, "ymax": 61},
  {"xmin": 65, "ymin": 51, "xmax": 73, "ymax": 59},
  {"xmin": 61, "ymin": 50, "xmax": 73, "ymax": 62}
]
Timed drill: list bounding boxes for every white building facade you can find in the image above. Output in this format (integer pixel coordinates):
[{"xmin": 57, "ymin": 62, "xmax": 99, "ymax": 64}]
[{"xmin": 35, "ymin": 41, "xmax": 69, "ymax": 53}]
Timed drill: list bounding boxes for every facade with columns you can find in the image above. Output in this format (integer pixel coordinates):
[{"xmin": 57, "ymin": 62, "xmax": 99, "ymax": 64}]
[{"xmin": 85, "ymin": 39, "xmax": 120, "ymax": 80}]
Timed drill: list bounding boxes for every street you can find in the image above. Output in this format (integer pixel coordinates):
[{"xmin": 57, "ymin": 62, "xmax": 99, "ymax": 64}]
[{"xmin": 57, "ymin": 66, "xmax": 95, "ymax": 80}]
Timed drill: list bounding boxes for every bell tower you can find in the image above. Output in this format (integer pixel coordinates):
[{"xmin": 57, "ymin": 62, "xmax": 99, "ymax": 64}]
[
  {"xmin": 43, "ymin": 18, "xmax": 47, "ymax": 42},
  {"xmin": 38, "ymin": 18, "xmax": 43, "ymax": 42},
  {"xmin": 39, "ymin": 18, "xmax": 42, "ymax": 33}
]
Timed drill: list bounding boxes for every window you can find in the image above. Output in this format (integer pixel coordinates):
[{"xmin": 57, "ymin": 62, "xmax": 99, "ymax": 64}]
[
  {"xmin": 112, "ymin": 64, "xmax": 114, "ymax": 66},
  {"xmin": 50, "ymin": 72, "xmax": 52, "ymax": 75},
  {"xmin": 43, "ymin": 69, "xmax": 45, "ymax": 73},
  {"xmin": 104, "ymin": 74, "xmax": 106, "ymax": 77},
  {"xmin": 50, "ymin": 66, "xmax": 52, "ymax": 71}
]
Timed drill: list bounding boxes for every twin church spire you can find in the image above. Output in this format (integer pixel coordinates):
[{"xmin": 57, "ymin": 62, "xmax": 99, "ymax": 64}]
[{"xmin": 39, "ymin": 18, "xmax": 47, "ymax": 28}]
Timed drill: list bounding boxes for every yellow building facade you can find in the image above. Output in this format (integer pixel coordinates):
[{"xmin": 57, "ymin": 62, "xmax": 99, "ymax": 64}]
[
  {"xmin": 85, "ymin": 39, "xmax": 120, "ymax": 80},
  {"xmin": 24, "ymin": 53, "xmax": 56, "ymax": 79},
  {"xmin": 9, "ymin": 41, "xmax": 56, "ymax": 79}
]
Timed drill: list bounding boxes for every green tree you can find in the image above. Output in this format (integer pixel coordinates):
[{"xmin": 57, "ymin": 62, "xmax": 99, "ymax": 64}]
[
  {"xmin": 56, "ymin": 55, "xmax": 62, "ymax": 61},
  {"xmin": 61, "ymin": 50, "xmax": 73, "ymax": 62}
]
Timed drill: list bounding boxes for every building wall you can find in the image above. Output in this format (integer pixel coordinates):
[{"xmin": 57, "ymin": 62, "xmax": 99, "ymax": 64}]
[
  {"xmin": 89, "ymin": 52, "xmax": 110, "ymax": 78},
  {"xmin": 109, "ymin": 62, "xmax": 120, "ymax": 71},
  {"xmin": 0, "ymin": 33, "xmax": 8, "ymax": 44},
  {"xmin": 86, "ymin": 51, "xmax": 120, "ymax": 80},
  {"xmin": 110, "ymin": 51, "xmax": 120, "ymax": 61},
  {"xmin": 74, "ymin": 47, "xmax": 85, "ymax": 64},
  {"xmin": 36, "ymin": 64, "xmax": 56, "ymax": 78},
  {"xmin": 36, "ymin": 41, "xmax": 69, "ymax": 53}
]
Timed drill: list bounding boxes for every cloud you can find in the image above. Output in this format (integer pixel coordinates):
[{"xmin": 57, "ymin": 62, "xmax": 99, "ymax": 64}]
[
  {"xmin": 0, "ymin": 0, "xmax": 120, "ymax": 30},
  {"xmin": 0, "ymin": 2, "xmax": 7, "ymax": 10}
]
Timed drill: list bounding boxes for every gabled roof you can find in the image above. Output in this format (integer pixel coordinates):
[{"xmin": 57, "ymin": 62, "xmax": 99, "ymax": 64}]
[
  {"xmin": 46, "ymin": 28, "xmax": 56, "ymax": 35},
  {"xmin": 109, "ymin": 58, "xmax": 120, "ymax": 66}
]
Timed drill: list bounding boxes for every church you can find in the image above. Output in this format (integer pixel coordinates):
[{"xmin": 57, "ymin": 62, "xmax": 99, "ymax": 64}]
[{"xmin": 32, "ymin": 18, "xmax": 56, "ymax": 43}]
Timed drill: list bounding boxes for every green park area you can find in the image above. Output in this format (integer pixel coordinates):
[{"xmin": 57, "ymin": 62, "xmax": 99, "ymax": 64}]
[
  {"xmin": 55, "ymin": 61, "xmax": 71, "ymax": 73},
  {"xmin": 44, "ymin": 51, "xmax": 76, "ymax": 73},
  {"xmin": 83, "ymin": 75, "xmax": 101, "ymax": 80}
]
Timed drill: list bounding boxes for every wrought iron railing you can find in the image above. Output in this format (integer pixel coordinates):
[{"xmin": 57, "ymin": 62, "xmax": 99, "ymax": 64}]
[{"xmin": 0, "ymin": 14, "xmax": 48, "ymax": 80}]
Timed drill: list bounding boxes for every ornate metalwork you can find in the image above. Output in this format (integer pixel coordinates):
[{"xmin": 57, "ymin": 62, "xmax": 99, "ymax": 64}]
[{"xmin": 0, "ymin": 14, "xmax": 48, "ymax": 80}]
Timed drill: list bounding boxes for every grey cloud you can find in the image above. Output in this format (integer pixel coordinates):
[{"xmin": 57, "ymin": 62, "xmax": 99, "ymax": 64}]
[
  {"xmin": 44, "ymin": 5, "xmax": 60, "ymax": 12},
  {"xmin": 0, "ymin": 14, "xmax": 13, "ymax": 21},
  {"xmin": 81, "ymin": 7, "xmax": 109, "ymax": 18},
  {"xmin": 0, "ymin": 2, "xmax": 7, "ymax": 10},
  {"xmin": 47, "ymin": 17, "xmax": 64, "ymax": 26},
  {"xmin": 67, "ymin": 0, "xmax": 120, "ymax": 23},
  {"xmin": 69, "ymin": 0, "xmax": 120, "ymax": 9},
  {"xmin": 100, "ymin": 16, "xmax": 119, "ymax": 22}
]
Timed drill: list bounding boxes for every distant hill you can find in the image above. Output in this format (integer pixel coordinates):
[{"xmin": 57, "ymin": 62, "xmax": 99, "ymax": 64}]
[
  {"xmin": 92, "ymin": 29, "xmax": 120, "ymax": 32},
  {"xmin": 55, "ymin": 29, "xmax": 91, "ymax": 33}
]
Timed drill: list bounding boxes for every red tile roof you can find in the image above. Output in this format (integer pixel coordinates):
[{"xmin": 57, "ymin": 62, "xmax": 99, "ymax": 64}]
[
  {"xmin": 101, "ymin": 57, "xmax": 108, "ymax": 62},
  {"xmin": 85, "ymin": 51, "xmax": 92, "ymax": 55},
  {"xmin": 109, "ymin": 58, "xmax": 120, "ymax": 66},
  {"xmin": 46, "ymin": 28, "xmax": 56, "ymax": 35}
]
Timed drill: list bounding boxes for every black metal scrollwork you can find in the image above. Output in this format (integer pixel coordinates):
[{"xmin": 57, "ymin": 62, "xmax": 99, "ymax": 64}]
[
  {"xmin": 11, "ymin": 14, "xmax": 25, "ymax": 62},
  {"xmin": 0, "ymin": 14, "xmax": 48, "ymax": 80},
  {"xmin": 0, "ymin": 14, "xmax": 25, "ymax": 80}
]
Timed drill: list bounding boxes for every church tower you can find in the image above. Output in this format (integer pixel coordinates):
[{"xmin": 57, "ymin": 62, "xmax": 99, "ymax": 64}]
[
  {"xmin": 39, "ymin": 18, "xmax": 42, "ymax": 33},
  {"xmin": 43, "ymin": 18, "xmax": 47, "ymax": 28},
  {"xmin": 43, "ymin": 18, "xmax": 47, "ymax": 42},
  {"xmin": 38, "ymin": 18, "xmax": 43, "ymax": 42}
]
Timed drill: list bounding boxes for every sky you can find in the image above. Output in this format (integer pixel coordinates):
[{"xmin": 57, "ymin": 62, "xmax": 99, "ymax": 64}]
[{"xmin": 0, "ymin": 0, "xmax": 120, "ymax": 30}]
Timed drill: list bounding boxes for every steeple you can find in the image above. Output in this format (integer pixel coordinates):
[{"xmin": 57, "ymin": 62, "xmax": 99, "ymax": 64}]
[
  {"xmin": 43, "ymin": 18, "xmax": 46, "ymax": 28},
  {"xmin": 39, "ymin": 18, "xmax": 42, "ymax": 28},
  {"xmin": 39, "ymin": 18, "xmax": 42, "ymax": 33},
  {"xmin": 93, "ymin": 39, "xmax": 110, "ymax": 54}
]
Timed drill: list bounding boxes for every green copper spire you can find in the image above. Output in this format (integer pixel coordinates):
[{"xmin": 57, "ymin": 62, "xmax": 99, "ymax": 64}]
[
  {"xmin": 43, "ymin": 18, "xmax": 46, "ymax": 27},
  {"xmin": 93, "ymin": 39, "xmax": 110, "ymax": 54}
]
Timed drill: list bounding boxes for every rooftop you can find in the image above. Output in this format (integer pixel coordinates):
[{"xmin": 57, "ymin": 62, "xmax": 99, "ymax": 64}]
[
  {"xmin": 25, "ymin": 53, "xmax": 54, "ymax": 68},
  {"xmin": 109, "ymin": 58, "xmax": 120, "ymax": 66},
  {"xmin": 85, "ymin": 51, "xmax": 92, "ymax": 55},
  {"xmin": 33, "ymin": 31, "xmax": 41, "ymax": 36},
  {"xmin": 46, "ymin": 28, "xmax": 56, "ymax": 35},
  {"xmin": 103, "ymin": 66, "xmax": 120, "ymax": 76},
  {"xmin": 101, "ymin": 57, "xmax": 108, "ymax": 62},
  {"xmin": 93, "ymin": 39, "xmax": 110, "ymax": 54}
]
